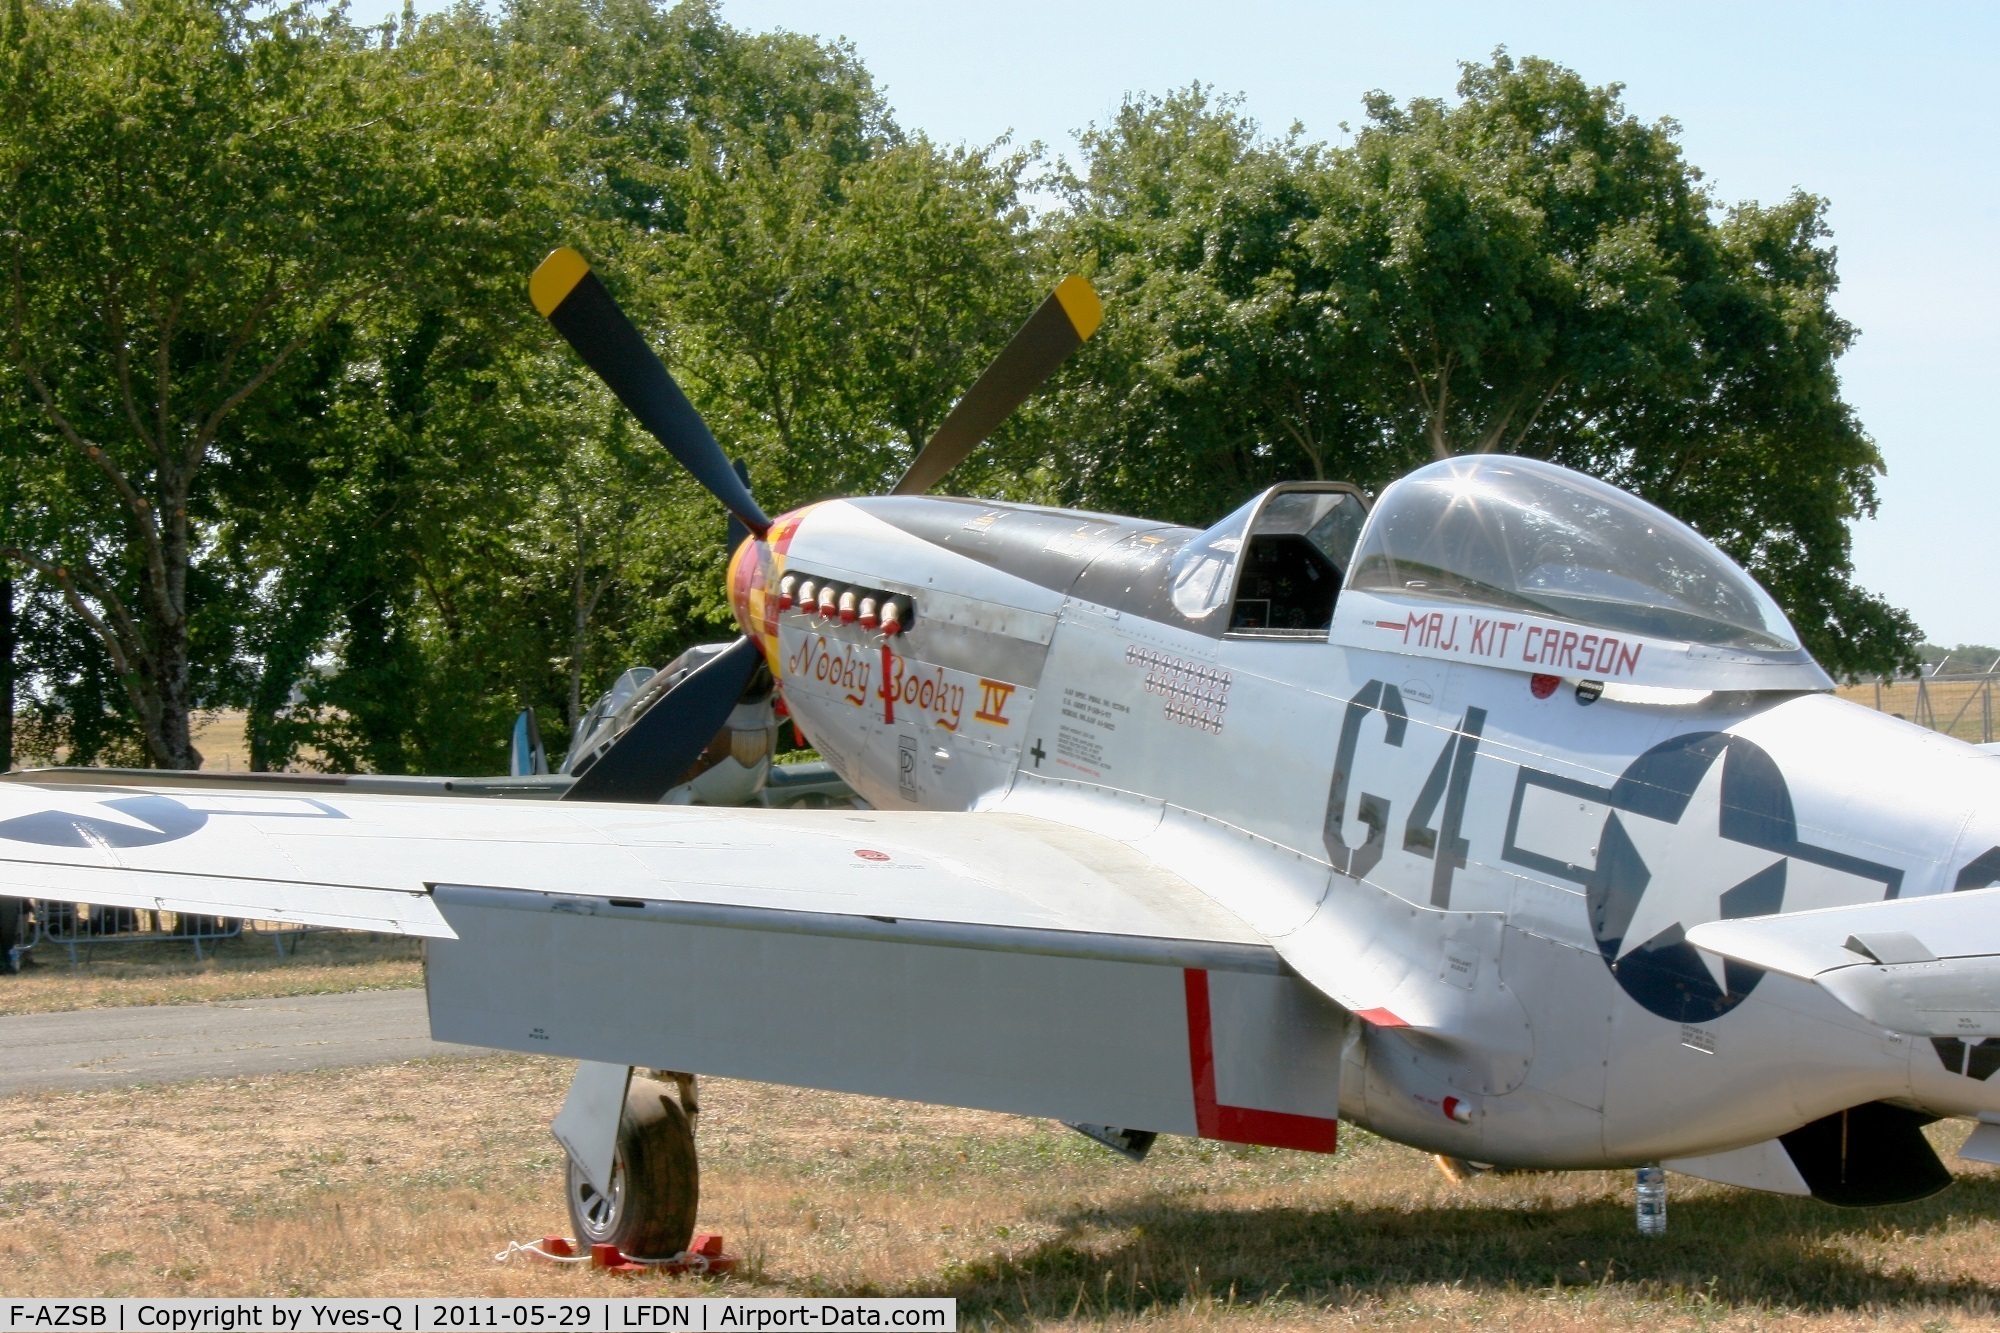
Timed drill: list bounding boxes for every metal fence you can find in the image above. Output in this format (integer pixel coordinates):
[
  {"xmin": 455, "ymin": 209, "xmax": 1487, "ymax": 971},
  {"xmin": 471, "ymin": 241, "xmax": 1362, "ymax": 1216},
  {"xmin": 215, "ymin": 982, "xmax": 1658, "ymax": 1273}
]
[
  {"xmin": 1838, "ymin": 666, "xmax": 2000, "ymax": 744},
  {"xmin": 6, "ymin": 901, "xmax": 308, "ymax": 969}
]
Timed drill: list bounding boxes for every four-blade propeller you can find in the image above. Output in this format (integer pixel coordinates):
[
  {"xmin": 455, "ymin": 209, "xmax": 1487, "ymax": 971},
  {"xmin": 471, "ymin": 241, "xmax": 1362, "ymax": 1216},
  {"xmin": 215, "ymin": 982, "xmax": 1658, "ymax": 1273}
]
[{"xmin": 528, "ymin": 245, "xmax": 1101, "ymax": 802}]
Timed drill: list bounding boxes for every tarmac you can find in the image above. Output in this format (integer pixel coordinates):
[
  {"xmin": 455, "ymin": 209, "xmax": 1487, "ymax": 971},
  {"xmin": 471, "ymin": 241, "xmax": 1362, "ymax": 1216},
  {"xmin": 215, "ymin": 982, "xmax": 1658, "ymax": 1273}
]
[{"xmin": 0, "ymin": 989, "xmax": 480, "ymax": 1095}]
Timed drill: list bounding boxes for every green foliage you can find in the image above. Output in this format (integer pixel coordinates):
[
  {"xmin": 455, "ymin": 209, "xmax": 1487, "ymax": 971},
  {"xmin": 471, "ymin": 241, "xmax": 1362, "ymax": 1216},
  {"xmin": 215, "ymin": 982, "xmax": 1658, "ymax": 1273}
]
[
  {"xmin": 1049, "ymin": 88, "xmax": 1370, "ymax": 519},
  {"xmin": 497, "ymin": 0, "xmax": 891, "ymax": 233},
  {"xmin": 1051, "ymin": 57, "xmax": 1919, "ymax": 677},
  {"xmin": 0, "ymin": 19, "xmax": 1923, "ymax": 772},
  {"xmin": 1327, "ymin": 54, "xmax": 1915, "ymax": 676},
  {"xmin": 241, "ymin": 0, "xmax": 1035, "ymax": 773},
  {"xmin": 1919, "ymin": 644, "xmax": 2000, "ymax": 673},
  {"xmin": 659, "ymin": 126, "xmax": 1038, "ymax": 505},
  {"xmin": 0, "ymin": 0, "xmax": 561, "ymax": 766}
]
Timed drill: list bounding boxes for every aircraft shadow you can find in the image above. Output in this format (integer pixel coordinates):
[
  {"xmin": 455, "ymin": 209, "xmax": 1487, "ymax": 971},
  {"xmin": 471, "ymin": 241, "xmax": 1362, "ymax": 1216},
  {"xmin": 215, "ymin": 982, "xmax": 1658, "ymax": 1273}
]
[{"xmin": 908, "ymin": 1175, "xmax": 2000, "ymax": 1318}]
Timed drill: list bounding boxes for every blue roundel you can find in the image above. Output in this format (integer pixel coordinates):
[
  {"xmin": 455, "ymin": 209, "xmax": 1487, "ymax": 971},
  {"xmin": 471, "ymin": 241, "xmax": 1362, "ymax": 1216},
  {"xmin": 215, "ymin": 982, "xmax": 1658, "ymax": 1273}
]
[
  {"xmin": 1586, "ymin": 732, "xmax": 1793, "ymax": 1024},
  {"xmin": 0, "ymin": 794, "xmax": 210, "ymax": 848}
]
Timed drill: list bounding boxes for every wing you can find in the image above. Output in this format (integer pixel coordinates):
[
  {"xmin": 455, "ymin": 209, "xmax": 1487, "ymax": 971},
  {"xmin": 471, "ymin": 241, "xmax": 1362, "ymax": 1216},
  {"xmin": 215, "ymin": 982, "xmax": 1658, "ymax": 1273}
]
[
  {"xmin": 1687, "ymin": 888, "xmax": 2000, "ymax": 1037},
  {"xmin": 0, "ymin": 780, "xmax": 1346, "ymax": 1147},
  {"xmin": 0, "ymin": 779, "xmax": 1270, "ymax": 962},
  {"xmin": 6, "ymin": 766, "xmax": 573, "ymax": 800}
]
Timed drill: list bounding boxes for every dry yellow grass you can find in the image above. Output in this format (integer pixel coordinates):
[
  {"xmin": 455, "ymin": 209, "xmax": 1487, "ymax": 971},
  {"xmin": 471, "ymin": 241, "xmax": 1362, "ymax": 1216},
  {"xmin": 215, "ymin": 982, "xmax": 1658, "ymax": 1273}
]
[
  {"xmin": 187, "ymin": 707, "xmax": 328, "ymax": 772},
  {"xmin": 1835, "ymin": 680, "xmax": 1998, "ymax": 744},
  {"xmin": 2, "ymin": 1055, "xmax": 1999, "ymax": 1328},
  {"xmin": 0, "ymin": 929, "xmax": 421, "ymax": 1016},
  {"xmin": 190, "ymin": 711, "xmax": 252, "ymax": 772}
]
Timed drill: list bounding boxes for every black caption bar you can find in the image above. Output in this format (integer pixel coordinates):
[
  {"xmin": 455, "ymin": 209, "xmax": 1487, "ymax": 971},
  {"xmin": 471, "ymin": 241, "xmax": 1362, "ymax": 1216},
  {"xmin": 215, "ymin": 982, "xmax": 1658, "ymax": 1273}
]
[{"xmin": 0, "ymin": 1302, "xmax": 954, "ymax": 1333}]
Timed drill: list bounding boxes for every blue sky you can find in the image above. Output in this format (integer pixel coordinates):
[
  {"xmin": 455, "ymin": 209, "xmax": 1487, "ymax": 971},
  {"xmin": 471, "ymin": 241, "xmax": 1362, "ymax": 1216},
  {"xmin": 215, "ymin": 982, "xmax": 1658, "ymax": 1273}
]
[{"xmin": 355, "ymin": 0, "xmax": 2000, "ymax": 646}]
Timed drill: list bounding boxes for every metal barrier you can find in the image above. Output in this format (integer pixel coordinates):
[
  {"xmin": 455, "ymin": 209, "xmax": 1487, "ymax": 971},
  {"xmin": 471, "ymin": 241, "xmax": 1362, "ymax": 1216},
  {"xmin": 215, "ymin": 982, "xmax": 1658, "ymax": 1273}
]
[
  {"xmin": 12, "ymin": 901, "xmax": 306, "ymax": 968},
  {"xmin": 1841, "ymin": 664, "xmax": 2000, "ymax": 744}
]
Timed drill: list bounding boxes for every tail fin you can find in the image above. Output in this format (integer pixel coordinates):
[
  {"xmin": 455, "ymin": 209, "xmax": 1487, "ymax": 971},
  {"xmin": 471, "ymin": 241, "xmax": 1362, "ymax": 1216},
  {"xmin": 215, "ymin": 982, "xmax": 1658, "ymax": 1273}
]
[{"xmin": 510, "ymin": 707, "xmax": 548, "ymax": 776}]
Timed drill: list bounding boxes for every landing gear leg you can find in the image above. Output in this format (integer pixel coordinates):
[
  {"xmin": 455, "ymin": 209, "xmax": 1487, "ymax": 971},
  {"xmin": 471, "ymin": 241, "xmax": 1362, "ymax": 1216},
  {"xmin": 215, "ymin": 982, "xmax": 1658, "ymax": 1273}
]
[
  {"xmin": 659, "ymin": 1069, "xmax": 699, "ymax": 1124},
  {"xmin": 566, "ymin": 1075, "xmax": 700, "ymax": 1259}
]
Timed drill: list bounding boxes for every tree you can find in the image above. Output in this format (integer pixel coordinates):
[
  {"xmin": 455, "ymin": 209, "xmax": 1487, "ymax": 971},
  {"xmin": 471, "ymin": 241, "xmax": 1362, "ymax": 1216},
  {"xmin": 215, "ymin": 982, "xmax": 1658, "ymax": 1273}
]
[
  {"xmin": 0, "ymin": 574, "xmax": 11, "ymax": 770},
  {"xmin": 2, "ymin": 11, "xmax": 1922, "ymax": 767},
  {"xmin": 499, "ymin": 0, "xmax": 891, "ymax": 234},
  {"xmin": 1307, "ymin": 53, "xmax": 1914, "ymax": 675},
  {"xmin": 660, "ymin": 126, "xmax": 1038, "ymax": 506},
  {"xmin": 0, "ymin": 0, "xmax": 555, "ymax": 768},
  {"xmin": 1048, "ymin": 88, "xmax": 1386, "ymax": 522},
  {"xmin": 1052, "ymin": 60, "xmax": 1918, "ymax": 677},
  {"xmin": 263, "ymin": 0, "xmax": 923, "ymax": 774}
]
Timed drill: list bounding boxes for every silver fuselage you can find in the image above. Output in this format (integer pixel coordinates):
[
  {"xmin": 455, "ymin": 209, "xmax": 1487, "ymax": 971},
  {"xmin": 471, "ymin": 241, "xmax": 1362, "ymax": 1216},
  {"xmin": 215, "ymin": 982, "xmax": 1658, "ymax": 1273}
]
[{"xmin": 737, "ymin": 494, "xmax": 2000, "ymax": 1168}]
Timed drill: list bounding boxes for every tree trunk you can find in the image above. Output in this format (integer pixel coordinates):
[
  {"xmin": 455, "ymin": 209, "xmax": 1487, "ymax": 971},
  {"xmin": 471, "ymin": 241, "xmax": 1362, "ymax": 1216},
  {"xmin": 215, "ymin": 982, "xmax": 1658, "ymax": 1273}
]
[
  {"xmin": 142, "ymin": 495, "xmax": 201, "ymax": 770},
  {"xmin": 569, "ymin": 564, "xmax": 589, "ymax": 733},
  {"xmin": 0, "ymin": 576, "xmax": 14, "ymax": 772},
  {"xmin": 152, "ymin": 626, "xmax": 199, "ymax": 770}
]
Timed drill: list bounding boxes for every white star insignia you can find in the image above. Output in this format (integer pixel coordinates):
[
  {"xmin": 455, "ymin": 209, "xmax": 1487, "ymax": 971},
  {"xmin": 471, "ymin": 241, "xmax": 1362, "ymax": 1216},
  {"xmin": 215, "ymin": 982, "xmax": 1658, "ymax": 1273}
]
[
  {"xmin": 1609, "ymin": 754, "xmax": 1893, "ymax": 992},
  {"xmin": 1611, "ymin": 757, "xmax": 1784, "ymax": 991}
]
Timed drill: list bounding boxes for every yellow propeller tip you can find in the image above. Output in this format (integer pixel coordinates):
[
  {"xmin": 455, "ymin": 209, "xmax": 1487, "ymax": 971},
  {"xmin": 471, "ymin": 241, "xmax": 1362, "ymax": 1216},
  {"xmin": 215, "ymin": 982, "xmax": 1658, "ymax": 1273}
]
[
  {"xmin": 530, "ymin": 247, "xmax": 592, "ymax": 317},
  {"xmin": 1053, "ymin": 274, "xmax": 1103, "ymax": 342}
]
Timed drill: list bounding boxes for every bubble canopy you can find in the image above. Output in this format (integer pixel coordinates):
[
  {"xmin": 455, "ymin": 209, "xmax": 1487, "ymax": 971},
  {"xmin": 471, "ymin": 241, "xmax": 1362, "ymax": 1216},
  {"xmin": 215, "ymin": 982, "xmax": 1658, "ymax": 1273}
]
[{"xmin": 1347, "ymin": 456, "xmax": 1803, "ymax": 654}]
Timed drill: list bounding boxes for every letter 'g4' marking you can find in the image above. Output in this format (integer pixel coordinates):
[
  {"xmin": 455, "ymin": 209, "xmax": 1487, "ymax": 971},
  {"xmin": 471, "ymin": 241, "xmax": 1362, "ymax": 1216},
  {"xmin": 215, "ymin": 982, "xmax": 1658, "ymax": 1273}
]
[
  {"xmin": 1324, "ymin": 680, "xmax": 1407, "ymax": 880},
  {"xmin": 1404, "ymin": 706, "xmax": 1487, "ymax": 908}
]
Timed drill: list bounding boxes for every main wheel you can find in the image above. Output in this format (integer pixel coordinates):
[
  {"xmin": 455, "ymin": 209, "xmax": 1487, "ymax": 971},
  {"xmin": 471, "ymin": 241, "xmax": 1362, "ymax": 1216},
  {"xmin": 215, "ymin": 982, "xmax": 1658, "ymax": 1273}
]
[{"xmin": 565, "ymin": 1075, "xmax": 699, "ymax": 1259}]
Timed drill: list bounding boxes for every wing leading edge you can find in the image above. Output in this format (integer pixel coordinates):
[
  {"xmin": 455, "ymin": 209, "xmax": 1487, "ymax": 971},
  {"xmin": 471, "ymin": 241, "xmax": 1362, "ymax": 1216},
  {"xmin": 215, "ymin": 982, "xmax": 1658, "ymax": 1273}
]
[{"xmin": 1688, "ymin": 888, "xmax": 2000, "ymax": 1037}]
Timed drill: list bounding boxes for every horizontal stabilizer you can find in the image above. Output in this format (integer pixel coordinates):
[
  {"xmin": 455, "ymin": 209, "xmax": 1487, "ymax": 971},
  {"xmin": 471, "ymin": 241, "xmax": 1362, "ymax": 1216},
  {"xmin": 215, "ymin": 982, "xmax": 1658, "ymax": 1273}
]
[
  {"xmin": 564, "ymin": 635, "xmax": 760, "ymax": 803},
  {"xmin": 1687, "ymin": 888, "xmax": 2000, "ymax": 1037}
]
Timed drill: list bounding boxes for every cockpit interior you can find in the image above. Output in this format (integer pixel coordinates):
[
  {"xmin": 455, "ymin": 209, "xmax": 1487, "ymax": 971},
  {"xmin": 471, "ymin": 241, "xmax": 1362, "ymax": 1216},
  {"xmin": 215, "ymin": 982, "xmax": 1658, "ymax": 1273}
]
[
  {"xmin": 1227, "ymin": 487, "xmax": 1369, "ymax": 636},
  {"xmin": 1169, "ymin": 483, "xmax": 1369, "ymax": 639},
  {"xmin": 1166, "ymin": 455, "xmax": 1805, "ymax": 658}
]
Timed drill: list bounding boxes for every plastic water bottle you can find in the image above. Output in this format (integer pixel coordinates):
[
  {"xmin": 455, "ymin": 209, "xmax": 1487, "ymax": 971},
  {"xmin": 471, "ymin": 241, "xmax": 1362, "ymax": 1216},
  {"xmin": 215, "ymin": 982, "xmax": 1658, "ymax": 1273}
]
[{"xmin": 1635, "ymin": 1165, "xmax": 1667, "ymax": 1236}]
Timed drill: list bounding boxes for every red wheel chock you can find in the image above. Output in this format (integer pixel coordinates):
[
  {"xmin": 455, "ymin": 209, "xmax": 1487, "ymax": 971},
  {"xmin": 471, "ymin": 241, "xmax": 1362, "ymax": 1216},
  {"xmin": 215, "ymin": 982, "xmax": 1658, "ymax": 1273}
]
[
  {"xmin": 589, "ymin": 1233, "xmax": 736, "ymax": 1276},
  {"xmin": 506, "ymin": 1233, "xmax": 735, "ymax": 1276}
]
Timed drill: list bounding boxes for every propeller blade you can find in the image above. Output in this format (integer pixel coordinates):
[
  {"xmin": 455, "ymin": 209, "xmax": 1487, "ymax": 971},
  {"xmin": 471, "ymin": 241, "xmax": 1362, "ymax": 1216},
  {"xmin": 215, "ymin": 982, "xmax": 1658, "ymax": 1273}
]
[
  {"xmin": 891, "ymin": 274, "xmax": 1103, "ymax": 497},
  {"xmin": 531, "ymin": 248, "xmax": 770, "ymax": 535},
  {"xmin": 561, "ymin": 635, "xmax": 762, "ymax": 804},
  {"xmin": 725, "ymin": 458, "xmax": 753, "ymax": 556}
]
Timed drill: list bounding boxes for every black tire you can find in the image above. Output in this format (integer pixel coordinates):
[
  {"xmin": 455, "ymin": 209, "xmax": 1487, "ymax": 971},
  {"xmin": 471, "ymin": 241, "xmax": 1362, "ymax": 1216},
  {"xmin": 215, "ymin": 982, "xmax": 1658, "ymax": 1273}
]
[{"xmin": 566, "ymin": 1076, "xmax": 699, "ymax": 1259}]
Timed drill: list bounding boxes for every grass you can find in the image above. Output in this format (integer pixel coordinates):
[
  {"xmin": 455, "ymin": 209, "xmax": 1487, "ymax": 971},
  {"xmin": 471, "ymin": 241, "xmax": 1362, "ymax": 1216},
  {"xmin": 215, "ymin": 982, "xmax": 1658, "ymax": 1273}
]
[
  {"xmin": 1836, "ymin": 680, "xmax": 1999, "ymax": 744},
  {"xmin": 190, "ymin": 710, "xmax": 252, "ymax": 772},
  {"xmin": 10, "ymin": 715, "xmax": 2000, "ymax": 1323},
  {"xmin": 0, "ymin": 929, "xmax": 422, "ymax": 1016},
  {"xmin": 1, "ymin": 1054, "xmax": 1998, "ymax": 1327}
]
